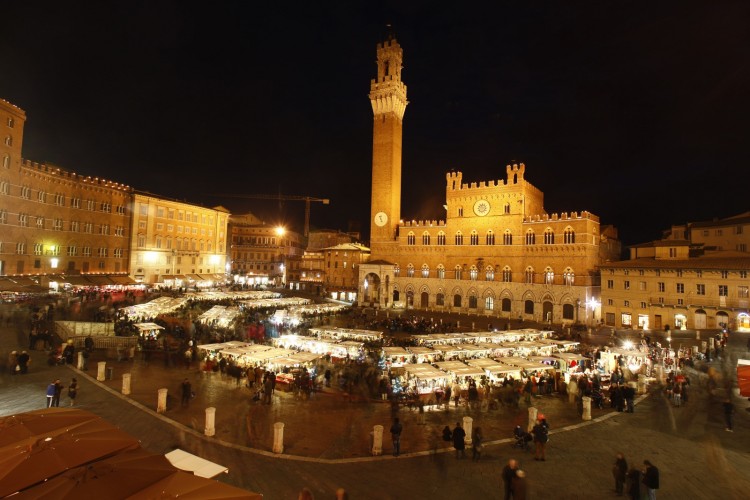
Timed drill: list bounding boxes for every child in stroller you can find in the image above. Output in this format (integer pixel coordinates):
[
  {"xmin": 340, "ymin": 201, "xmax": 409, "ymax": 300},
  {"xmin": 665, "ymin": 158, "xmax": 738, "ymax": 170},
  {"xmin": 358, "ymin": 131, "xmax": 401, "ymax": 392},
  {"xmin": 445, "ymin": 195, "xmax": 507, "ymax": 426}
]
[{"xmin": 512, "ymin": 425, "xmax": 532, "ymax": 450}]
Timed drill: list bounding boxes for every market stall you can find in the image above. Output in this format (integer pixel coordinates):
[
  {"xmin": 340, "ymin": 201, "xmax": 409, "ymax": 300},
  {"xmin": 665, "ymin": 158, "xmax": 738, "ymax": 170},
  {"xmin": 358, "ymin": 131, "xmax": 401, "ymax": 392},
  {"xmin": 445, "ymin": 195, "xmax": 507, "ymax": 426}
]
[
  {"xmin": 310, "ymin": 326, "xmax": 383, "ymax": 342},
  {"xmin": 133, "ymin": 322, "xmax": 165, "ymax": 340}
]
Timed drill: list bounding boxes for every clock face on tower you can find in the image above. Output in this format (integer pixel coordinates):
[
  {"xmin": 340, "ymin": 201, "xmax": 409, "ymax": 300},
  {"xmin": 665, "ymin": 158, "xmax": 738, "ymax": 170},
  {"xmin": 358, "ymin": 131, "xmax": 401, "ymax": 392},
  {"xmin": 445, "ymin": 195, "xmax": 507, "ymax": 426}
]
[
  {"xmin": 473, "ymin": 199, "xmax": 491, "ymax": 216},
  {"xmin": 374, "ymin": 212, "xmax": 388, "ymax": 227}
]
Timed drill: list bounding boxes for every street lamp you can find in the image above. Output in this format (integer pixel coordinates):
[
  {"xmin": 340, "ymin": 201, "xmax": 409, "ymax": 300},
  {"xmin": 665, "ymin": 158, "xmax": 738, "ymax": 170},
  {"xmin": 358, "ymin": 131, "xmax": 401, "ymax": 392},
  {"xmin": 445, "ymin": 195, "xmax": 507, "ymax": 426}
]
[{"xmin": 275, "ymin": 226, "xmax": 286, "ymax": 288}]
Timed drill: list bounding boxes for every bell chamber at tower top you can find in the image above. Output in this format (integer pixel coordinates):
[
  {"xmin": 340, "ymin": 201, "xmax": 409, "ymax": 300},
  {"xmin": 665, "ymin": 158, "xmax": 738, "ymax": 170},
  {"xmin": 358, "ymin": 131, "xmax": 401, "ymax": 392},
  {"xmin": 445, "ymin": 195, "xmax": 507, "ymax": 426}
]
[{"xmin": 369, "ymin": 38, "xmax": 408, "ymax": 120}]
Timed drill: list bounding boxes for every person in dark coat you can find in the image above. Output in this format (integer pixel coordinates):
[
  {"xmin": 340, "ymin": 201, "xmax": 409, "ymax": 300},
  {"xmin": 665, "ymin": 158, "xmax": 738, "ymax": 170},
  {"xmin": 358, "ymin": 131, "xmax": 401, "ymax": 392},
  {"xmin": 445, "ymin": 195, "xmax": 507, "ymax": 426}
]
[
  {"xmin": 627, "ymin": 467, "xmax": 641, "ymax": 500},
  {"xmin": 642, "ymin": 460, "xmax": 659, "ymax": 499},
  {"xmin": 181, "ymin": 378, "xmax": 192, "ymax": 407},
  {"xmin": 452, "ymin": 422, "xmax": 466, "ymax": 459},
  {"xmin": 511, "ymin": 469, "xmax": 528, "ymax": 500},
  {"xmin": 613, "ymin": 452, "xmax": 628, "ymax": 495},
  {"xmin": 502, "ymin": 458, "xmax": 519, "ymax": 500}
]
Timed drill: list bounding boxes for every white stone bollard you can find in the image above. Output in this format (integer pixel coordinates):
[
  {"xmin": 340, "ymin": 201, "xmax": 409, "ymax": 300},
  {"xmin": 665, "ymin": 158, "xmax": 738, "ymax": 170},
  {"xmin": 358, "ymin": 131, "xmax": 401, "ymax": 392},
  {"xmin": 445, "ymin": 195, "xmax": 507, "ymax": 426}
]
[
  {"xmin": 709, "ymin": 337, "xmax": 715, "ymax": 349},
  {"xmin": 692, "ymin": 346, "xmax": 699, "ymax": 355},
  {"xmin": 462, "ymin": 416, "xmax": 473, "ymax": 446},
  {"xmin": 372, "ymin": 424, "xmax": 383, "ymax": 456},
  {"xmin": 157, "ymin": 388, "xmax": 168, "ymax": 413},
  {"xmin": 122, "ymin": 373, "xmax": 131, "ymax": 395},
  {"xmin": 77, "ymin": 351, "xmax": 85, "ymax": 370},
  {"xmin": 205, "ymin": 407, "xmax": 216, "ymax": 437},
  {"xmin": 582, "ymin": 396, "xmax": 592, "ymax": 421},
  {"xmin": 527, "ymin": 406, "xmax": 538, "ymax": 432},
  {"xmin": 273, "ymin": 422, "xmax": 285, "ymax": 454},
  {"xmin": 97, "ymin": 361, "xmax": 106, "ymax": 382}
]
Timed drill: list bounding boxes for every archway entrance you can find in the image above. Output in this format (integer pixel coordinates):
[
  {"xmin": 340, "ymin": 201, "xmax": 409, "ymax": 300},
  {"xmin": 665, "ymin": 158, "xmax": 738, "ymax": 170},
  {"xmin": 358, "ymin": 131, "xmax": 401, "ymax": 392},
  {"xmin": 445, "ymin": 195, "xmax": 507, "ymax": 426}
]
[
  {"xmin": 406, "ymin": 290, "xmax": 414, "ymax": 308},
  {"xmin": 694, "ymin": 309, "xmax": 706, "ymax": 329},
  {"xmin": 362, "ymin": 273, "xmax": 381, "ymax": 306},
  {"xmin": 542, "ymin": 301, "xmax": 553, "ymax": 323},
  {"xmin": 738, "ymin": 313, "xmax": 750, "ymax": 331},
  {"xmin": 420, "ymin": 291, "xmax": 429, "ymax": 308}
]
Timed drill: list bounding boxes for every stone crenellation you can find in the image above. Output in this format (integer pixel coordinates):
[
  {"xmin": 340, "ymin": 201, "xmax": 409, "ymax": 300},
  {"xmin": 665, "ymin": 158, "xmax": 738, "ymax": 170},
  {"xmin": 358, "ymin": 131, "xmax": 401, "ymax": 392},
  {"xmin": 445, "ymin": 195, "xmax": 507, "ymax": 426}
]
[
  {"xmin": 21, "ymin": 158, "xmax": 131, "ymax": 190},
  {"xmin": 523, "ymin": 211, "xmax": 599, "ymax": 223}
]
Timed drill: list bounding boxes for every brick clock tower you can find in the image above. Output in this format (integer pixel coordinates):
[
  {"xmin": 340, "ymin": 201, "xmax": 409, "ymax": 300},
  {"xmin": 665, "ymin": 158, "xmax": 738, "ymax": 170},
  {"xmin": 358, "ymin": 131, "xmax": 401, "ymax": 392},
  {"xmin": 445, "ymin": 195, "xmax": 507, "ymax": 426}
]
[{"xmin": 369, "ymin": 35, "xmax": 407, "ymax": 251}]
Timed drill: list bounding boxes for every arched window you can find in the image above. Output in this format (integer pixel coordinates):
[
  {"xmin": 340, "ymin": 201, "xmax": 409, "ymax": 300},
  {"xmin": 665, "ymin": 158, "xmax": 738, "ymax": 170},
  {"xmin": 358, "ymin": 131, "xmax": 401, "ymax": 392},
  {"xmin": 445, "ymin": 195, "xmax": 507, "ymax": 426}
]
[
  {"xmin": 421, "ymin": 264, "xmax": 430, "ymax": 278},
  {"xmin": 457, "ymin": 207, "xmax": 464, "ymax": 217},
  {"xmin": 422, "ymin": 232, "xmax": 430, "ymax": 245},
  {"xmin": 437, "ymin": 264, "xmax": 445, "ymax": 279},
  {"xmin": 407, "ymin": 232, "xmax": 416, "ymax": 245},
  {"xmin": 504, "ymin": 203, "xmax": 511, "ymax": 214},
  {"xmin": 468, "ymin": 295, "xmax": 478, "ymax": 308},
  {"xmin": 525, "ymin": 267, "xmax": 535, "ymax": 284},
  {"xmin": 436, "ymin": 293, "xmax": 445, "ymax": 306},
  {"xmin": 486, "ymin": 231, "xmax": 495, "ymax": 245},
  {"xmin": 544, "ymin": 228, "xmax": 555, "ymax": 244},
  {"xmin": 3, "ymin": 136, "xmax": 12, "ymax": 147},
  {"xmin": 563, "ymin": 268, "xmax": 575, "ymax": 286},
  {"xmin": 485, "ymin": 296, "xmax": 494, "ymax": 311},
  {"xmin": 406, "ymin": 263, "xmax": 414, "ymax": 277},
  {"xmin": 485, "ymin": 266, "xmax": 495, "ymax": 281},
  {"xmin": 502, "ymin": 266, "xmax": 512, "ymax": 283},
  {"xmin": 469, "ymin": 266, "xmax": 478, "ymax": 281},
  {"xmin": 524, "ymin": 300, "xmax": 534, "ymax": 314},
  {"xmin": 525, "ymin": 230, "xmax": 536, "ymax": 245},
  {"xmin": 503, "ymin": 230, "xmax": 513, "ymax": 245},
  {"xmin": 2, "ymin": 154, "xmax": 9, "ymax": 169},
  {"xmin": 437, "ymin": 231, "xmax": 446, "ymax": 245},
  {"xmin": 470, "ymin": 231, "xmax": 479, "ymax": 245},
  {"xmin": 454, "ymin": 265, "xmax": 463, "ymax": 280},
  {"xmin": 562, "ymin": 303, "xmax": 575, "ymax": 320},
  {"xmin": 455, "ymin": 232, "xmax": 463, "ymax": 245},
  {"xmin": 394, "ymin": 265, "xmax": 400, "ymax": 277},
  {"xmin": 544, "ymin": 267, "xmax": 554, "ymax": 285},
  {"xmin": 564, "ymin": 227, "xmax": 576, "ymax": 244},
  {"xmin": 453, "ymin": 294, "xmax": 462, "ymax": 307}
]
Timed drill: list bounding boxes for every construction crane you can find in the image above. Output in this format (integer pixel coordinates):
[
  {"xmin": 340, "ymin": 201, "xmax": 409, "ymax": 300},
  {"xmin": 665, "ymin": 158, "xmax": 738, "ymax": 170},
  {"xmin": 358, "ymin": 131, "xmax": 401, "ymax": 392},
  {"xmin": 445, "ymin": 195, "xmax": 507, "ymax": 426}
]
[{"xmin": 214, "ymin": 194, "xmax": 330, "ymax": 237}]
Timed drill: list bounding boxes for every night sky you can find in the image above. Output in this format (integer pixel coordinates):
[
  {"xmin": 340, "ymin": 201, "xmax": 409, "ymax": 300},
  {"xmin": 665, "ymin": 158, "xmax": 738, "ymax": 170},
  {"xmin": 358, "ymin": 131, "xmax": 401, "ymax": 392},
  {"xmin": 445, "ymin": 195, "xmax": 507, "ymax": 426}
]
[{"xmin": 2, "ymin": 2, "xmax": 748, "ymax": 246}]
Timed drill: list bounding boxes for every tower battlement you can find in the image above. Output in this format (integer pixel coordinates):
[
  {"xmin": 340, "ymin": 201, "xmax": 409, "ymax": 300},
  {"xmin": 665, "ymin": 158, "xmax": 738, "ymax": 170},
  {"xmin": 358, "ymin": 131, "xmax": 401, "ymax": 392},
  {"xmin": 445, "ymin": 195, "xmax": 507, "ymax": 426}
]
[
  {"xmin": 400, "ymin": 220, "xmax": 446, "ymax": 228},
  {"xmin": 523, "ymin": 211, "xmax": 599, "ymax": 224}
]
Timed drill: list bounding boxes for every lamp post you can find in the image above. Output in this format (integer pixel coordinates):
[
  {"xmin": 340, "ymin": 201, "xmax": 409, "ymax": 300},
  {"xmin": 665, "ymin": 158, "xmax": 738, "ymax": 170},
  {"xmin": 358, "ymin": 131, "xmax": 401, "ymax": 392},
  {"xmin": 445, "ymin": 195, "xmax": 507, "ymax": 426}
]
[{"xmin": 275, "ymin": 226, "xmax": 285, "ymax": 288}]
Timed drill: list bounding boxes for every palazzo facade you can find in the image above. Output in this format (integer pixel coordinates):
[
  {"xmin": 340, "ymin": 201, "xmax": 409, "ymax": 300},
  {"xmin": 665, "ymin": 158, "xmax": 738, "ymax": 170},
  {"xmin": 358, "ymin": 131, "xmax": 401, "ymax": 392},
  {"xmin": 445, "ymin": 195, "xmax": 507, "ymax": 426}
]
[{"xmin": 358, "ymin": 36, "xmax": 620, "ymax": 326}]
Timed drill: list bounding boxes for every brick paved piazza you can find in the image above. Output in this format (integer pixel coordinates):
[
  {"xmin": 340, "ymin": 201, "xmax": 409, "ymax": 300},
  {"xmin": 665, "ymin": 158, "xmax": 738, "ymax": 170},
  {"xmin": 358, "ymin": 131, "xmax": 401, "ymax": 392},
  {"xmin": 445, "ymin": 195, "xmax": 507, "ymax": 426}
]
[{"xmin": 2, "ymin": 305, "xmax": 750, "ymax": 499}]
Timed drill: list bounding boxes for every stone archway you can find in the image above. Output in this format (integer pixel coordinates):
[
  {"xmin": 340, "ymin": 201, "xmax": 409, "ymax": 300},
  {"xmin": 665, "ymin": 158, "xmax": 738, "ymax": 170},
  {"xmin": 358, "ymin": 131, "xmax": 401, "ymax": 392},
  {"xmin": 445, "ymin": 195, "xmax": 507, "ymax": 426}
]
[
  {"xmin": 420, "ymin": 291, "xmax": 429, "ymax": 308},
  {"xmin": 362, "ymin": 272, "xmax": 381, "ymax": 306},
  {"xmin": 542, "ymin": 301, "xmax": 554, "ymax": 323}
]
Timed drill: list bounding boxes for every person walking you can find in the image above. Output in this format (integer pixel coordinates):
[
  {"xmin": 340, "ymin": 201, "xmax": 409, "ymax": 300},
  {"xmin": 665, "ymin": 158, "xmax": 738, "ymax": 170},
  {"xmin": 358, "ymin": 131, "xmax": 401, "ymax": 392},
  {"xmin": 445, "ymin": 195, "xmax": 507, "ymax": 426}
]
[
  {"xmin": 181, "ymin": 378, "xmax": 192, "ymax": 407},
  {"xmin": 51, "ymin": 379, "xmax": 64, "ymax": 407},
  {"xmin": 532, "ymin": 418, "xmax": 549, "ymax": 461},
  {"xmin": 46, "ymin": 380, "xmax": 56, "ymax": 408},
  {"xmin": 471, "ymin": 427, "xmax": 483, "ymax": 461},
  {"xmin": 723, "ymin": 398, "xmax": 735, "ymax": 431},
  {"xmin": 613, "ymin": 452, "xmax": 628, "ymax": 496},
  {"xmin": 390, "ymin": 417, "xmax": 403, "ymax": 457},
  {"xmin": 68, "ymin": 378, "xmax": 78, "ymax": 406},
  {"xmin": 452, "ymin": 421, "xmax": 466, "ymax": 459},
  {"xmin": 642, "ymin": 460, "xmax": 659, "ymax": 499},
  {"xmin": 502, "ymin": 458, "xmax": 519, "ymax": 500}
]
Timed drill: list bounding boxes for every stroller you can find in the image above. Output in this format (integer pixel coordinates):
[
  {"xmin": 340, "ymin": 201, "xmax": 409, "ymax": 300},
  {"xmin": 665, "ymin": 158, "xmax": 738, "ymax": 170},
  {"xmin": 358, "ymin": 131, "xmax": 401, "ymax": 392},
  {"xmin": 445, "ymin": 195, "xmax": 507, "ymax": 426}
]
[{"xmin": 512, "ymin": 425, "xmax": 532, "ymax": 451}]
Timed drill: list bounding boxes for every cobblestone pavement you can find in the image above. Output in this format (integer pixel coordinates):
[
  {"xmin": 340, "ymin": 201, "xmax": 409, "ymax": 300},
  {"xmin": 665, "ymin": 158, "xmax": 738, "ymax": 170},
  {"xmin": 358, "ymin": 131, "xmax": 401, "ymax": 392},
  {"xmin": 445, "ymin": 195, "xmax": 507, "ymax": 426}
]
[{"xmin": 2, "ymin": 306, "xmax": 750, "ymax": 499}]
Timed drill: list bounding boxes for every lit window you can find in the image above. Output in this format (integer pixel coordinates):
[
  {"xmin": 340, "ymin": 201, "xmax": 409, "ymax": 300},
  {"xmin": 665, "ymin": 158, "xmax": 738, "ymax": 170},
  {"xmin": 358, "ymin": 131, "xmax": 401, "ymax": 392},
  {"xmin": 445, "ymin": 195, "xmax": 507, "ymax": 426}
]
[
  {"xmin": 421, "ymin": 264, "xmax": 430, "ymax": 278},
  {"xmin": 485, "ymin": 266, "xmax": 494, "ymax": 281},
  {"xmin": 2, "ymin": 154, "xmax": 9, "ymax": 169},
  {"xmin": 502, "ymin": 266, "xmax": 512, "ymax": 282},
  {"xmin": 469, "ymin": 266, "xmax": 478, "ymax": 280}
]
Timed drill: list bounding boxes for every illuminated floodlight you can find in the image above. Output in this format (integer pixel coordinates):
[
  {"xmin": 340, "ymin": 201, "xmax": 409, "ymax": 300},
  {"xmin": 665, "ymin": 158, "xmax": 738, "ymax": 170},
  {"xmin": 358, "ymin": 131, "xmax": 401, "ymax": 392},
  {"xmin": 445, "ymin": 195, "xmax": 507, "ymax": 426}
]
[
  {"xmin": 50, "ymin": 258, "xmax": 59, "ymax": 269},
  {"xmin": 622, "ymin": 340, "xmax": 634, "ymax": 350},
  {"xmin": 144, "ymin": 251, "xmax": 158, "ymax": 263},
  {"xmin": 275, "ymin": 226, "xmax": 286, "ymax": 237}
]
